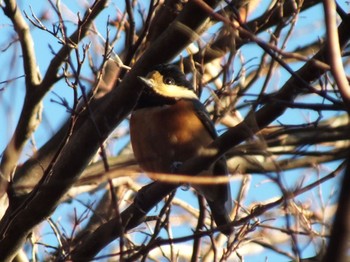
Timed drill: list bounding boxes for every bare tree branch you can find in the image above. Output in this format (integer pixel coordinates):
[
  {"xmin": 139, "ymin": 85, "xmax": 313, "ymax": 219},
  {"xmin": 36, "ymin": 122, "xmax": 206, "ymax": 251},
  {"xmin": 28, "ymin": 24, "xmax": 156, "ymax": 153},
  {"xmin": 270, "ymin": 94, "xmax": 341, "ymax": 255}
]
[
  {"xmin": 0, "ymin": 0, "xmax": 109, "ymax": 180},
  {"xmin": 0, "ymin": 0, "xmax": 222, "ymax": 260},
  {"xmin": 1, "ymin": 0, "xmax": 42, "ymax": 179},
  {"xmin": 1, "ymin": 1, "xmax": 349, "ymax": 260},
  {"xmin": 323, "ymin": 0, "xmax": 350, "ymax": 110},
  {"xmin": 322, "ymin": 151, "xmax": 350, "ymax": 262}
]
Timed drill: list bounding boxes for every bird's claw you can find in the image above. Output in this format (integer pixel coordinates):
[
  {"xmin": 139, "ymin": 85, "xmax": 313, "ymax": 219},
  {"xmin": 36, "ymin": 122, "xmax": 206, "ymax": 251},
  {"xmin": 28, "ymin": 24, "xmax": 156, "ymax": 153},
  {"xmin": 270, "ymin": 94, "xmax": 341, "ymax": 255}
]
[{"xmin": 170, "ymin": 161, "xmax": 183, "ymax": 173}]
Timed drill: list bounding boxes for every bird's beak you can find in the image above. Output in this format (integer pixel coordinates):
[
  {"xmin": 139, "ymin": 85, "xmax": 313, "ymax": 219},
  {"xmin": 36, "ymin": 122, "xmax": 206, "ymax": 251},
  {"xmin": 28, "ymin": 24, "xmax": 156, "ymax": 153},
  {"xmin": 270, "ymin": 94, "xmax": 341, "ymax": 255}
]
[{"xmin": 137, "ymin": 76, "xmax": 154, "ymax": 88}]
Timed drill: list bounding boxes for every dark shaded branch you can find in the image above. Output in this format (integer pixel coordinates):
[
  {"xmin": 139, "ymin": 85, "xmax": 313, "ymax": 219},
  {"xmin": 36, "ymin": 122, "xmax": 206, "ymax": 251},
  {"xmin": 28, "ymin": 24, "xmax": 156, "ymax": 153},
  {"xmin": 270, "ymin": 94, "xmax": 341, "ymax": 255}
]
[
  {"xmin": 322, "ymin": 149, "xmax": 350, "ymax": 262},
  {"xmin": 0, "ymin": 0, "xmax": 222, "ymax": 260},
  {"xmin": 322, "ymin": 4, "xmax": 350, "ymax": 261},
  {"xmin": 180, "ymin": 0, "xmax": 322, "ymax": 72},
  {"xmin": 70, "ymin": 158, "xmax": 344, "ymax": 260},
  {"xmin": 146, "ymin": 0, "xmax": 187, "ymax": 44},
  {"xmin": 69, "ymin": 14, "xmax": 350, "ymax": 260}
]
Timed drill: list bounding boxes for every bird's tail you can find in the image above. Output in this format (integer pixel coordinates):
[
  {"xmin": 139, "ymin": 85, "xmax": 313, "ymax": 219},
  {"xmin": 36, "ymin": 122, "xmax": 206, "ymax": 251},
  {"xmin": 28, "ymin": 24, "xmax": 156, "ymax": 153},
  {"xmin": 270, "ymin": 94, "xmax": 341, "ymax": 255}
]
[{"xmin": 207, "ymin": 198, "xmax": 233, "ymax": 235}]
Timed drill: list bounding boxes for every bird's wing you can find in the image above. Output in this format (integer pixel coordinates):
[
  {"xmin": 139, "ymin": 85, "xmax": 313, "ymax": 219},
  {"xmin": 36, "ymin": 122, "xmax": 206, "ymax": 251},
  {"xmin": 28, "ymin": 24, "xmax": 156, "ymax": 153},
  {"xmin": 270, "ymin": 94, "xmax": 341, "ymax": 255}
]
[
  {"xmin": 192, "ymin": 99, "xmax": 233, "ymax": 234},
  {"xmin": 192, "ymin": 99, "xmax": 218, "ymax": 139}
]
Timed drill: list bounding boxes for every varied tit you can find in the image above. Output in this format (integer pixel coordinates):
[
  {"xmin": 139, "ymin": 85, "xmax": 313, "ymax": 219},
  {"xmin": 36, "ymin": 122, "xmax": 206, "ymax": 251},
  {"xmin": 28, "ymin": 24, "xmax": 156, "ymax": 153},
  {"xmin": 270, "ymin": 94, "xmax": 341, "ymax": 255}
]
[{"xmin": 130, "ymin": 64, "xmax": 233, "ymax": 235}]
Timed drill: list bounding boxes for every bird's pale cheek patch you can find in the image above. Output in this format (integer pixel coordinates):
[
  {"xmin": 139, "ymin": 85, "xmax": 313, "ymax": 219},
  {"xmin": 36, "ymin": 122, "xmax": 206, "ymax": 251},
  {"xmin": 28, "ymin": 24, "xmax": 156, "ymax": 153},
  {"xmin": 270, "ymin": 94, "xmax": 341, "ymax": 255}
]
[
  {"xmin": 147, "ymin": 71, "xmax": 164, "ymax": 85},
  {"xmin": 144, "ymin": 71, "xmax": 198, "ymax": 100}
]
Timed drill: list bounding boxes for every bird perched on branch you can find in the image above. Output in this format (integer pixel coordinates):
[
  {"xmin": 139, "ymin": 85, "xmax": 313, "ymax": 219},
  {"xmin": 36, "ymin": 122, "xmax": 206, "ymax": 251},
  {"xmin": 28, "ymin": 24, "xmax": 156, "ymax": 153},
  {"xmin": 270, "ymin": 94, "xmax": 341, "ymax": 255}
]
[{"xmin": 130, "ymin": 64, "xmax": 233, "ymax": 235}]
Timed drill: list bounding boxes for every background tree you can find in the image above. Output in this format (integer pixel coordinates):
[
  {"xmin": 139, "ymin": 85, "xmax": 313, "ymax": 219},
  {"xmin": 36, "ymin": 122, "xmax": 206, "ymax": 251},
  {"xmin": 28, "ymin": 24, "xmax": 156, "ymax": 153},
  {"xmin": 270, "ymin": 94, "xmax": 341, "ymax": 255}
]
[{"xmin": 1, "ymin": 0, "xmax": 350, "ymax": 261}]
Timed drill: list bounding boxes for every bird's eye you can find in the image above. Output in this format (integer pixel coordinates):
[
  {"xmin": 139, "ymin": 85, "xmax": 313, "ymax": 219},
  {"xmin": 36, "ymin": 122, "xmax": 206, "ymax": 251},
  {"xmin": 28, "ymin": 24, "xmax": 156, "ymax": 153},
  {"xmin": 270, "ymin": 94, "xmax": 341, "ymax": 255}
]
[{"xmin": 164, "ymin": 77, "xmax": 175, "ymax": 85}]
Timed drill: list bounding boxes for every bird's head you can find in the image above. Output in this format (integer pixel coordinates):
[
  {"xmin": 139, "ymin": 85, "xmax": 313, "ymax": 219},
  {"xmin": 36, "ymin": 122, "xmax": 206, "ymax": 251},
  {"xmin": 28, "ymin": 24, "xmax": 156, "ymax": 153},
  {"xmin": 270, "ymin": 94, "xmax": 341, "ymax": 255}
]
[{"xmin": 136, "ymin": 64, "xmax": 198, "ymax": 108}]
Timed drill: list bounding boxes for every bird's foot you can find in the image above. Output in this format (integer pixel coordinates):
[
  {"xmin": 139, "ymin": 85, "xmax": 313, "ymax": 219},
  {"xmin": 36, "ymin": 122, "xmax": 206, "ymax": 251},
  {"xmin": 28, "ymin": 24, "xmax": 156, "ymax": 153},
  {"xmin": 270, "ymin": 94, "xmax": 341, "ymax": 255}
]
[
  {"xmin": 170, "ymin": 161, "xmax": 183, "ymax": 173},
  {"xmin": 180, "ymin": 184, "xmax": 190, "ymax": 191}
]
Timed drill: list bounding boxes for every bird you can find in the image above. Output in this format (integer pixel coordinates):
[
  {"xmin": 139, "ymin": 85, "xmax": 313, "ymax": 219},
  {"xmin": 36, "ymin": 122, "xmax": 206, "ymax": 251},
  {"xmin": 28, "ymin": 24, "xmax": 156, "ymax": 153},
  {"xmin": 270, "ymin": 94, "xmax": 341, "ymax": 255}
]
[{"xmin": 129, "ymin": 64, "xmax": 233, "ymax": 235}]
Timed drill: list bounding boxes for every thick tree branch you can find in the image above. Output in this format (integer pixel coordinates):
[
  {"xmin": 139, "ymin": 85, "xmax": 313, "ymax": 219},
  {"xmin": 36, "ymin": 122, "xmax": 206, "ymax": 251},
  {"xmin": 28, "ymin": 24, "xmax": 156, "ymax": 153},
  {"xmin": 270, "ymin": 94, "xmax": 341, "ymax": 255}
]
[
  {"xmin": 1, "ymin": 0, "xmax": 42, "ymax": 179},
  {"xmin": 1, "ymin": 1, "xmax": 349, "ymax": 260},
  {"xmin": 322, "ymin": 3, "xmax": 350, "ymax": 261},
  {"xmin": 68, "ymin": 14, "xmax": 350, "ymax": 260},
  {"xmin": 181, "ymin": 1, "xmax": 321, "ymax": 72},
  {"xmin": 0, "ymin": 0, "xmax": 108, "ymax": 180},
  {"xmin": 0, "ymin": 0, "xmax": 221, "ymax": 260},
  {"xmin": 322, "ymin": 151, "xmax": 350, "ymax": 262},
  {"xmin": 323, "ymin": 1, "xmax": 350, "ymax": 111},
  {"xmin": 2, "ymin": 0, "xmax": 41, "ymax": 88},
  {"xmin": 9, "ymin": 0, "xmax": 325, "ymax": 200},
  {"xmin": 70, "ymin": 156, "xmax": 343, "ymax": 260}
]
